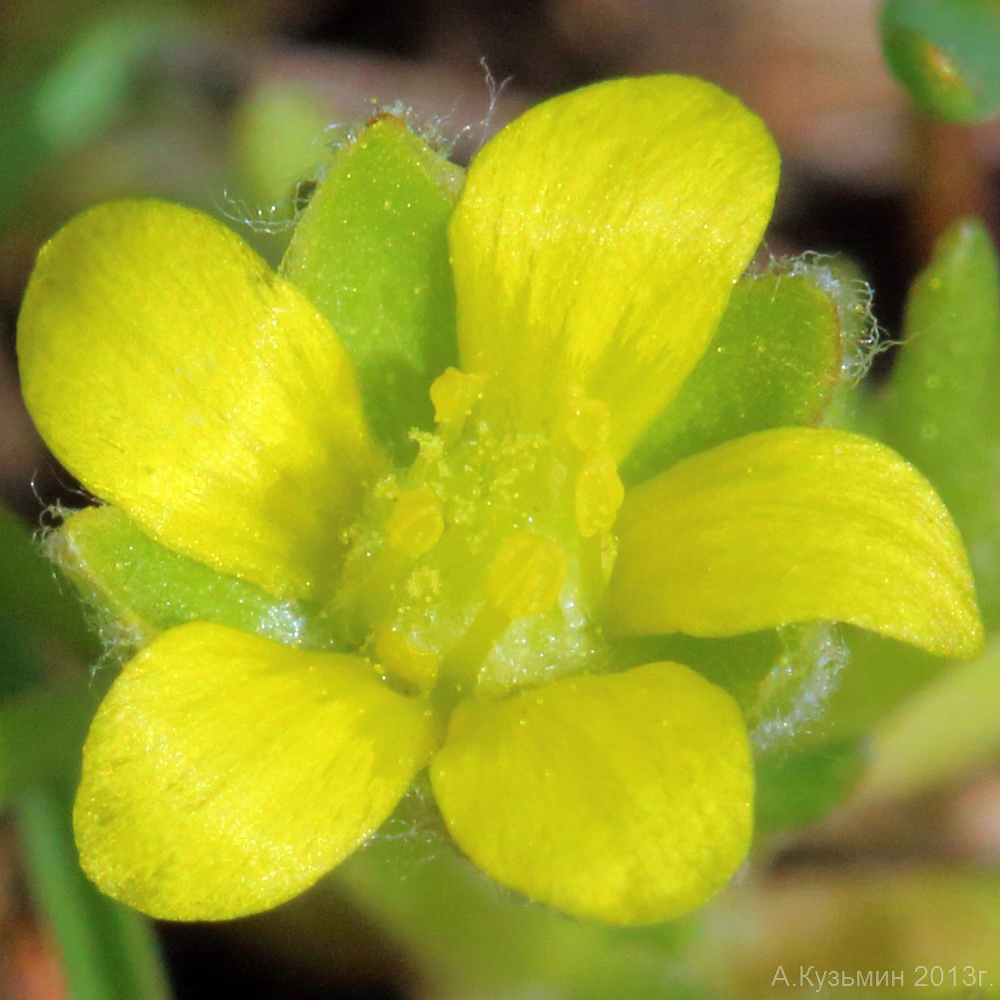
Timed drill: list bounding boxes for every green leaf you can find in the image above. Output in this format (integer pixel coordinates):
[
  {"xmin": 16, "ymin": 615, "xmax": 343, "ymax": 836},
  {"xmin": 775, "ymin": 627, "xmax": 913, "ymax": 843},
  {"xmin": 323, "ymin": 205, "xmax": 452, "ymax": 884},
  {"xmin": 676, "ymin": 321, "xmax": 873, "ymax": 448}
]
[
  {"xmin": 17, "ymin": 779, "xmax": 172, "ymax": 1000},
  {"xmin": 282, "ymin": 116, "xmax": 464, "ymax": 461},
  {"xmin": 0, "ymin": 79, "xmax": 50, "ymax": 228},
  {"xmin": 233, "ymin": 80, "xmax": 334, "ymax": 212},
  {"xmin": 0, "ymin": 684, "xmax": 95, "ymax": 806},
  {"xmin": 879, "ymin": 218, "xmax": 1000, "ymax": 626},
  {"xmin": 0, "ymin": 614, "xmax": 45, "ymax": 700},
  {"xmin": 33, "ymin": 12, "xmax": 181, "ymax": 152},
  {"xmin": 46, "ymin": 505, "xmax": 337, "ymax": 652},
  {"xmin": 862, "ymin": 636, "xmax": 1000, "ymax": 798},
  {"xmin": 881, "ymin": 0, "xmax": 1000, "ymax": 122},
  {"xmin": 621, "ymin": 271, "xmax": 843, "ymax": 486},
  {"xmin": 0, "ymin": 505, "xmax": 96, "ymax": 661}
]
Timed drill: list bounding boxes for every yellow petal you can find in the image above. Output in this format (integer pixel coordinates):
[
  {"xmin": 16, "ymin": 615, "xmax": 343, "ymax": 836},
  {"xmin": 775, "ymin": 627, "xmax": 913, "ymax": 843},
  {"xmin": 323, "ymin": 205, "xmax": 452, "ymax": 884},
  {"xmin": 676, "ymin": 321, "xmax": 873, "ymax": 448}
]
[
  {"xmin": 430, "ymin": 662, "xmax": 753, "ymax": 925},
  {"xmin": 608, "ymin": 428, "xmax": 983, "ymax": 657},
  {"xmin": 74, "ymin": 622, "xmax": 437, "ymax": 920},
  {"xmin": 18, "ymin": 200, "xmax": 381, "ymax": 601},
  {"xmin": 449, "ymin": 75, "xmax": 779, "ymax": 456}
]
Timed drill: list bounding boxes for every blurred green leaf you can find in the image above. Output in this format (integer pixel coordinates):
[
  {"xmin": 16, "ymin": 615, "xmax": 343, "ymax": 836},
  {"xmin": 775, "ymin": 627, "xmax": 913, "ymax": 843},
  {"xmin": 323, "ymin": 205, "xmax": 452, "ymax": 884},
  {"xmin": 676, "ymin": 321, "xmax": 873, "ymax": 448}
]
[
  {"xmin": 17, "ymin": 779, "xmax": 172, "ymax": 1000},
  {"xmin": 622, "ymin": 271, "xmax": 843, "ymax": 487},
  {"xmin": 881, "ymin": 0, "xmax": 1000, "ymax": 122},
  {"xmin": 34, "ymin": 11, "xmax": 184, "ymax": 152},
  {"xmin": 0, "ymin": 614, "xmax": 46, "ymax": 700},
  {"xmin": 0, "ymin": 8, "xmax": 195, "ymax": 227},
  {"xmin": 878, "ymin": 218, "xmax": 1000, "ymax": 626},
  {"xmin": 282, "ymin": 115, "xmax": 464, "ymax": 461},
  {"xmin": 0, "ymin": 684, "xmax": 94, "ymax": 806},
  {"xmin": 233, "ymin": 80, "xmax": 335, "ymax": 211},
  {"xmin": 0, "ymin": 505, "xmax": 96, "ymax": 660},
  {"xmin": 693, "ymin": 869, "xmax": 1000, "ymax": 995},
  {"xmin": 0, "ymin": 79, "xmax": 50, "ymax": 227},
  {"xmin": 862, "ymin": 637, "xmax": 1000, "ymax": 798},
  {"xmin": 0, "ymin": 504, "xmax": 171, "ymax": 998}
]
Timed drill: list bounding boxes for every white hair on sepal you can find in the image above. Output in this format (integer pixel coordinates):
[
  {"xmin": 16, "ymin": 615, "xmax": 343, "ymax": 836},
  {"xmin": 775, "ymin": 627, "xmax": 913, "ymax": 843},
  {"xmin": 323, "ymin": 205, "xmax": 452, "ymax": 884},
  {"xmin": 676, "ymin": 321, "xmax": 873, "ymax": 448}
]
[
  {"xmin": 216, "ymin": 191, "xmax": 301, "ymax": 235},
  {"xmin": 748, "ymin": 621, "xmax": 849, "ymax": 755},
  {"xmin": 765, "ymin": 251, "xmax": 891, "ymax": 386},
  {"xmin": 220, "ymin": 60, "xmax": 512, "ymax": 242},
  {"xmin": 451, "ymin": 58, "xmax": 513, "ymax": 158},
  {"xmin": 359, "ymin": 59, "xmax": 513, "ymax": 164}
]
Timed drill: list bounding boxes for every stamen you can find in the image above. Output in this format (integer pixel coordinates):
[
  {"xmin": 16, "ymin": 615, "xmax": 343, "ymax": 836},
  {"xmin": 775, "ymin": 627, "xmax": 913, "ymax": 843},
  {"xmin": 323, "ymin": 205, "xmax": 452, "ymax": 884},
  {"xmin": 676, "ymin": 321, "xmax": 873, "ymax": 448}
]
[
  {"xmin": 386, "ymin": 487, "xmax": 444, "ymax": 556},
  {"xmin": 486, "ymin": 532, "xmax": 566, "ymax": 619},
  {"xmin": 374, "ymin": 626, "xmax": 440, "ymax": 692},
  {"xmin": 575, "ymin": 450, "xmax": 624, "ymax": 537},
  {"xmin": 440, "ymin": 532, "xmax": 567, "ymax": 684},
  {"xmin": 430, "ymin": 367, "xmax": 485, "ymax": 434},
  {"xmin": 565, "ymin": 395, "xmax": 612, "ymax": 451}
]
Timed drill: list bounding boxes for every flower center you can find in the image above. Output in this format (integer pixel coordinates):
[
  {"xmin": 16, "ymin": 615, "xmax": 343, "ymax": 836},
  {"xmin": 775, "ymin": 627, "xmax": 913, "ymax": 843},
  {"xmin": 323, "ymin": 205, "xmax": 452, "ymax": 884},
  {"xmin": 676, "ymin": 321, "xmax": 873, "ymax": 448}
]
[{"xmin": 331, "ymin": 369, "xmax": 624, "ymax": 703}]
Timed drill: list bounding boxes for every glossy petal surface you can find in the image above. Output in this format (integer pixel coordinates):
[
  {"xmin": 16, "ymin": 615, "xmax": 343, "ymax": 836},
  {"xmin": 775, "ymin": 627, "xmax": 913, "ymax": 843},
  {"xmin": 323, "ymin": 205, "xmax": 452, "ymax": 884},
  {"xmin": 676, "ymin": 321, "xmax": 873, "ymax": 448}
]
[
  {"xmin": 450, "ymin": 75, "xmax": 779, "ymax": 456},
  {"xmin": 430, "ymin": 661, "xmax": 752, "ymax": 925},
  {"xmin": 18, "ymin": 200, "xmax": 380, "ymax": 601},
  {"xmin": 75, "ymin": 622, "xmax": 437, "ymax": 920},
  {"xmin": 608, "ymin": 427, "xmax": 982, "ymax": 657}
]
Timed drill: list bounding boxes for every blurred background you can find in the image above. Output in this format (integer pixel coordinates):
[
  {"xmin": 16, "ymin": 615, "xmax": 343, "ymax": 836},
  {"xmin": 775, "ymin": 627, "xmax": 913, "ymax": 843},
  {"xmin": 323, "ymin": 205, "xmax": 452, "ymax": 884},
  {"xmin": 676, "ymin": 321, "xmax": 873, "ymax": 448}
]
[{"xmin": 3, "ymin": 1, "xmax": 1000, "ymax": 997}]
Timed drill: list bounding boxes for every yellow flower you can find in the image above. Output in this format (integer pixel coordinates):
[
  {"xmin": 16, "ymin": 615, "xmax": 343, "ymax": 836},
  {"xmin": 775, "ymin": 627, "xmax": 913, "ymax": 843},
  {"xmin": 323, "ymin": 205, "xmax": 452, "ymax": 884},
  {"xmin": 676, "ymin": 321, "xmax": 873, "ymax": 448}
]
[{"xmin": 17, "ymin": 76, "xmax": 981, "ymax": 925}]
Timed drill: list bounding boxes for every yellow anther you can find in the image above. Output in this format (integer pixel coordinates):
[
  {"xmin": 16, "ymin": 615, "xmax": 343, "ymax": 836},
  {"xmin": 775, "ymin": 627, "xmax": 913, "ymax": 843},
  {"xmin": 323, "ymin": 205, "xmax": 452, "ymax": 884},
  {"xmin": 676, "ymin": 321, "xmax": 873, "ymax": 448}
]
[
  {"xmin": 374, "ymin": 626, "xmax": 439, "ymax": 692},
  {"xmin": 386, "ymin": 487, "xmax": 444, "ymax": 557},
  {"xmin": 486, "ymin": 532, "xmax": 566, "ymax": 620},
  {"xmin": 430, "ymin": 367, "xmax": 485, "ymax": 429},
  {"xmin": 565, "ymin": 395, "xmax": 612, "ymax": 452},
  {"xmin": 575, "ymin": 450, "xmax": 624, "ymax": 537}
]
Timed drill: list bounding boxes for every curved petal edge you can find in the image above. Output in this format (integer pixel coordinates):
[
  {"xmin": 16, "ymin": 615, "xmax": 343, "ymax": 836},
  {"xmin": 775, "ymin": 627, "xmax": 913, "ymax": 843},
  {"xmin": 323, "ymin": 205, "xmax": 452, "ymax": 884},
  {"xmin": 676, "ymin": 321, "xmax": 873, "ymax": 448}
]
[
  {"xmin": 74, "ymin": 622, "xmax": 437, "ymax": 920},
  {"xmin": 430, "ymin": 661, "xmax": 753, "ymax": 925},
  {"xmin": 18, "ymin": 200, "xmax": 381, "ymax": 601},
  {"xmin": 450, "ymin": 75, "xmax": 779, "ymax": 456},
  {"xmin": 608, "ymin": 427, "xmax": 983, "ymax": 658}
]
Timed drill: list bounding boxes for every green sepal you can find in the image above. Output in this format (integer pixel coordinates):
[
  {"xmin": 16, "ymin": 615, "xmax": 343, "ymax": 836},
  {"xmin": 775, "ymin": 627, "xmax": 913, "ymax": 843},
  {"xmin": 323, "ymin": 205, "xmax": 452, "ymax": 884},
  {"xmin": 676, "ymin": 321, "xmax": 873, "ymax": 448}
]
[
  {"xmin": 282, "ymin": 115, "xmax": 464, "ymax": 461},
  {"xmin": 614, "ymin": 630, "xmax": 784, "ymax": 718},
  {"xmin": 881, "ymin": 0, "xmax": 1000, "ymax": 123},
  {"xmin": 615, "ymin": 623, "xmax": 848, "ymax": 756},
  {"xmin": 621, "ymin": 271, "xmax": 843, "ymax": 486},
  {"xmin": 46, "ymin": 505, "xmax": 338, "ymax": 652},
  {"xmin": 879, "ymin": 219, "xmax": 1000, "ymax": 626}
]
